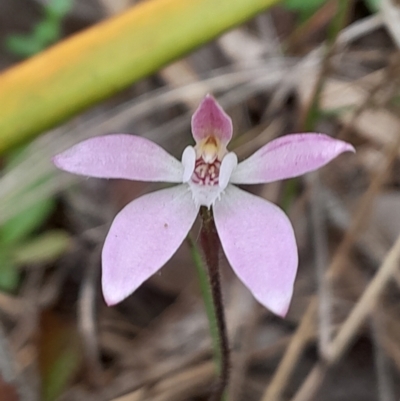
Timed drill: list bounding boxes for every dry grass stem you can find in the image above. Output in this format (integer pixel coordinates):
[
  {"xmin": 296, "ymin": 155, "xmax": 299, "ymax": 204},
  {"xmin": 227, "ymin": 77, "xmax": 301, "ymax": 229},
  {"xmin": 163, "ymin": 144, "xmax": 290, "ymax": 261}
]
[{"xmin": 261, "ymin": 298, "xmax": 317, "ymax": 401}]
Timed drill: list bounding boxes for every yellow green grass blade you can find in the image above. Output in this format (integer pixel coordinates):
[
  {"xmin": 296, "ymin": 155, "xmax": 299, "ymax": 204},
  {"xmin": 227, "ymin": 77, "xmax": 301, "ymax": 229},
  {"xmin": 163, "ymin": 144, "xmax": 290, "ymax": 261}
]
[{"xmin": 0, "ymin": 0, "xmax": 279, "ymax": 154}]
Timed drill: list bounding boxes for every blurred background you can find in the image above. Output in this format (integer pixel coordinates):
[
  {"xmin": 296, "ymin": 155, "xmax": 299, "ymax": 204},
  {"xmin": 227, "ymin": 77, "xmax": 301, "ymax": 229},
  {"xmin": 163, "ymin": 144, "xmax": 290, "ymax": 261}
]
[{"xmin": 1, "ymin": 0, "xmax": 400, "ymax": 400}]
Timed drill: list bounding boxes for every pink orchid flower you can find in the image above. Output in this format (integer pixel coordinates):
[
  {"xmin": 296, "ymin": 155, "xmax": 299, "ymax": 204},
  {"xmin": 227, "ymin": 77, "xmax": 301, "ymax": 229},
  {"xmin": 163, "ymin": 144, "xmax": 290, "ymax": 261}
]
[{"xmin": 53, "ymin": 95, "xmax": 354, "ymax": 316}]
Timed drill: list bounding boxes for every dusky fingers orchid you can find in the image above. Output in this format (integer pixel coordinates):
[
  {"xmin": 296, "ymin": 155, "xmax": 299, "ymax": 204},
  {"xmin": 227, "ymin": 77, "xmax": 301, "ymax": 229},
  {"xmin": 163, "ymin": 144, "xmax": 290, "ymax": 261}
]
[{"xmin": 53, "ymin": 94, "xmax": 354, "ymax": 316}]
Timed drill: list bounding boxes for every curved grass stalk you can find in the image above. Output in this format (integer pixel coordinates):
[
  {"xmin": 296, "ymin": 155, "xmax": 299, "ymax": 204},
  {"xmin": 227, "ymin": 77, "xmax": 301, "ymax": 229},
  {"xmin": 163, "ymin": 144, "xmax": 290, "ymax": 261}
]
[{"xmin": 0, "ymin": 0, "xmax": 279, "ymax": 154}]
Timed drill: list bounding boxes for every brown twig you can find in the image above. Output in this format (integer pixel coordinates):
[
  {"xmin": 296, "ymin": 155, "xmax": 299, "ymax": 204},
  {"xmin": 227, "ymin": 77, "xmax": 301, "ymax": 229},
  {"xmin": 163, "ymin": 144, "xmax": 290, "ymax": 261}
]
[
  {"xmin": 309, "ymin": 172, "xmax": 332, "ymax": 358},
  {"xmin": 370, "ymin": 310, "xmax": 396, "ymax": 401},
  {"xmin": 261, "ymin": 298, "xmax": 317, "ymax": 401},
  {"xmin": 291, "ymin": 232, "xmax": 400, "ymax": 401}
]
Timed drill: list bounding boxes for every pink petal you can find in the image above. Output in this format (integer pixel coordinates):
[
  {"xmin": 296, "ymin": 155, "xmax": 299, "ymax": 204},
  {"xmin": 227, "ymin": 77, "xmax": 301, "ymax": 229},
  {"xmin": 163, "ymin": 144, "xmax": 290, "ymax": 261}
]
[
  {"xmin": 102, "ymin": 185, "xmax": 199, "ymax": 305},
  {"xmin": 53, "ymin": 134, "xmax": 183, "ymax": 182},
  {"xmin": 213, "ymin": 185, "xmax": 298, "ymax": 316},
  {"xmin": 191, "ymin": 95, "xmax": 233, "ymax": 145},
  {"xmin": 230, "ymin": 133, "xmax": 355, "ymax": 184}
]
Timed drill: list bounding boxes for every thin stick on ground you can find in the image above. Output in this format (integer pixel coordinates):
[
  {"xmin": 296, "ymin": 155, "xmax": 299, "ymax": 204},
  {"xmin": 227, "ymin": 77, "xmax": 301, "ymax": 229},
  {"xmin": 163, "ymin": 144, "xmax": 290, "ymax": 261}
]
[
  {"xmin": 261, "ymin": 298, "xmax": 317, "ymax": 401},
  {"xmin": 291, "ymin": 232, "xmax": 400, "ymax": 401},
  {"xmin": 309, "ymin": 172, "xmax": 332, "ymax": 358},
  {"xmin": 371, "ymin": 311, "xmax": 396, "ymax": 401}
]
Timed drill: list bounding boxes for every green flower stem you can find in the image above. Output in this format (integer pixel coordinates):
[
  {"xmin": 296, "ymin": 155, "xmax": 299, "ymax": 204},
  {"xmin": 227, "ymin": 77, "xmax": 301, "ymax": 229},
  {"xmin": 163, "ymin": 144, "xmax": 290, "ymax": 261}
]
[
  {"xmin": 0, "ymin": 0, "xmax": 280, "ymax": 154},
  {"xmin": 188, "ymin": 206, "xmax": 230, "ymax": 401},
  {"xmin": 188, "ymin": 234, "xmax": 222, "ymax": 371}
]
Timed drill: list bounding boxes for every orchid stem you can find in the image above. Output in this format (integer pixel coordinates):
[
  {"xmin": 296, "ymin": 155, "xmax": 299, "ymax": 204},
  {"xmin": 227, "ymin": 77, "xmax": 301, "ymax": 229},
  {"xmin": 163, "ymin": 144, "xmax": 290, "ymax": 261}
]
[
  {"xmin": 188, "ymin": 207, "xmax": 230, "ymax": 401},
  {"xmin": 200, "ymin": 207, "xmax": 230, "ymax": 401},
  {"xmin": 187, "ymin": 235, "xmax": 221, "ymax": 370}
]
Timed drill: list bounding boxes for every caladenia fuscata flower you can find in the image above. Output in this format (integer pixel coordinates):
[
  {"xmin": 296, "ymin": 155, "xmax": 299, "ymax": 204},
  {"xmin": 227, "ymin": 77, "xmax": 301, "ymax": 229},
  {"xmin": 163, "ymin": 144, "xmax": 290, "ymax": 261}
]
[{"xmin": 53, "ymin": 95, "xmax": 354, "ymax": 316}]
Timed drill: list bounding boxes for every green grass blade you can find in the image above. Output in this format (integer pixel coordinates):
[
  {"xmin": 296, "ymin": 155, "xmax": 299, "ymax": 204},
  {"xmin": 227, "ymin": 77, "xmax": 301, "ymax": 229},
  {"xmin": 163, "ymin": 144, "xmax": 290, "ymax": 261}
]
[{"xmin": 0, "ymin": 0, "xmax": 279, "ymax": 154}]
